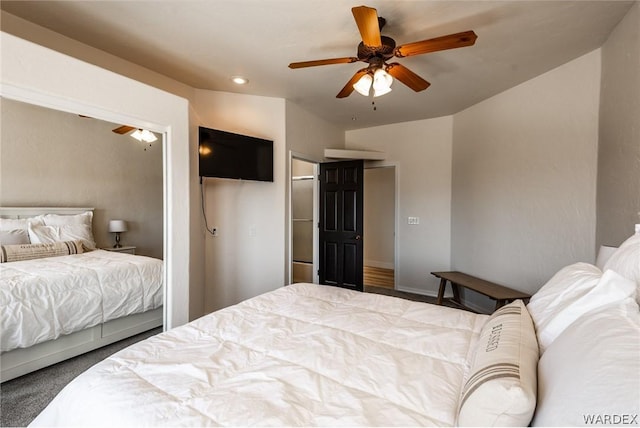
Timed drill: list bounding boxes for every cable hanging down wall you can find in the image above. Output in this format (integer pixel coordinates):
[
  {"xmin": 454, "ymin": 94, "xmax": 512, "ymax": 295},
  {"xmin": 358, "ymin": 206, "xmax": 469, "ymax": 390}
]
[{"xmin": 200, "ymin": 178, "xmax": 217, "ymax": 236}]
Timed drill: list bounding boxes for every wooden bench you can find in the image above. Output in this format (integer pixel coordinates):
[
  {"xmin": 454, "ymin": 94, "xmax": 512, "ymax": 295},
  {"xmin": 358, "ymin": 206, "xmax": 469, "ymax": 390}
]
[{"xmin": 431, "ymin": 271, "xmax": 531, "ymax": 313}]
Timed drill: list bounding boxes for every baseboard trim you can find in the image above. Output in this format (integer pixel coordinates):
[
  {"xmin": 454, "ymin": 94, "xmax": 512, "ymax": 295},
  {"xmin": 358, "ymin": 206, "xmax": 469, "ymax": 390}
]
[{"xmin": 395, "ymin": 285, "xmax": 443, "ymax": 298}]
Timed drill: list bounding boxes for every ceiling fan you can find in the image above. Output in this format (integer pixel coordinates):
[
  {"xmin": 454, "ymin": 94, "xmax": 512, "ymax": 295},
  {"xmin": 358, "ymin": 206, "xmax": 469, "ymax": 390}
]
[
  {"xmin": 288, "ymin": 5, "xmax": 477, "ymax": 98},
  {"xmin": 113, "ymin": 125, "xmax": 157, "ymax": 143},
  {"xmin": 80, "ymin": 116, "xmax": 157, "ymax": 144}
]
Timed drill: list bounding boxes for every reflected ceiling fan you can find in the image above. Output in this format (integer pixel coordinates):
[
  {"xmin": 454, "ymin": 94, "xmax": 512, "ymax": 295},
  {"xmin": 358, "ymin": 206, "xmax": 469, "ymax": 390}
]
[
  {"xmin": 79, "ymin": 117, "xmax": 157, "ymax": 143},
  {"xmin": 112, "ymin": 125, "xmax": 157, "ymax": 143},
  {"xmin": 288, "ymin": 5, "xmax": 477, "ymax": 98}
]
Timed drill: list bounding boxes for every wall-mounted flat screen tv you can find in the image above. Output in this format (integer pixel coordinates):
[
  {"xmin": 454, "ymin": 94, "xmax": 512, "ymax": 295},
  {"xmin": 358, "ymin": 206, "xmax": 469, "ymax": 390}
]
[{"xmin": 198, "ymin": 126, "xmax": 273, "ymax": 182}]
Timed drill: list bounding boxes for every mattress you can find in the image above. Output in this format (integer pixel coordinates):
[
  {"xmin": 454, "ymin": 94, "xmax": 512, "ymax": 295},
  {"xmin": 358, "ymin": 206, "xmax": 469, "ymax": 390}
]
[
  {"xmin": 31, "ymin": 283, "xmax": 488, "ymax": 427},
  {"xmin": 0, "ymin": 249, "xmax": 163, "ymax": 352}
]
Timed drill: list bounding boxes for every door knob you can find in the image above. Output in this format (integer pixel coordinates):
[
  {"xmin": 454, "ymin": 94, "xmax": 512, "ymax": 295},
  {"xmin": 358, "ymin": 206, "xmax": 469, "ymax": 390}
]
[{"xmin": 355, "ymin": 235, "xmax": 361, "ymax": 240}]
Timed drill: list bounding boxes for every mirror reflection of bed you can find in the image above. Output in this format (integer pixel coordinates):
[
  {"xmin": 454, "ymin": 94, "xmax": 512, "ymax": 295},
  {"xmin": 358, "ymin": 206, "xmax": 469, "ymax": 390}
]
[{"xmin": 0, "ymin": 98, "xmax": 165, "ymax": 382}]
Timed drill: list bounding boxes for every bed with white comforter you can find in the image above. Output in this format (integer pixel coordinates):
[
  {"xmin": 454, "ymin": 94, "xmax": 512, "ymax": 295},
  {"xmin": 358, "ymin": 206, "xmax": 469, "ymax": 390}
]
[
  {"xmin": 0, "ymin": 207, "xmax": 164, "ymax": 382},
  {"xmin": 32, "ymin": 283, "xmax": 489, "ymax": 426},
  {"xmin": 1, "ymin": 249, "xmax": 163, "ymax": 353}
]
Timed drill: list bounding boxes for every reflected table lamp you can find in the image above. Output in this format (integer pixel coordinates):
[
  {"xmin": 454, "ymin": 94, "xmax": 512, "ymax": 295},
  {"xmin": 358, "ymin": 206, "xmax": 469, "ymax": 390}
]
[{"xmin": 108, "ymin": 220, "xmax": 128, "ymax": 248}]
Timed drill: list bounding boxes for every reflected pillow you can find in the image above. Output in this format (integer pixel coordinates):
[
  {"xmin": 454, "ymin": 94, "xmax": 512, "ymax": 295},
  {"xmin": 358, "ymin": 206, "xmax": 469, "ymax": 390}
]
[
  {"xmin": 0, "ymin": 240, "xmax": 84, "ymax": 263},
  {"xmin": 0, "ymin": 216, "xmax": 44, "ymax": 231},
  {"xmin": 28, "ymin": 224, "xmax": 96, "ymax": 250},
  {"xmin": 0, "ymin": 229, "xmax": 30, "ymax": 245},
  {"xmin": 41, "ymin": 211, "xmax": 93, "ymax": 227}
]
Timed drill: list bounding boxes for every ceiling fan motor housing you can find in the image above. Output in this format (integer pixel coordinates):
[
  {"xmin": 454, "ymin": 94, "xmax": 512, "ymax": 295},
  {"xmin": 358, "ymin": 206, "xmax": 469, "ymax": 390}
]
[{"xmin": 357, "ymin": 35, "xmax": 396, "ymax": 63}]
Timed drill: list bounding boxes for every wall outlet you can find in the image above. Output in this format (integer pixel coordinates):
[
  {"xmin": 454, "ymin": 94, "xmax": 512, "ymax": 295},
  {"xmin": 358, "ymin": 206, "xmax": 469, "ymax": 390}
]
[
  {"xmin": 408, "ymin": 217, "xmax": 420, "ymax": 225},
  {"xmin": 635, "ymin": 224, "xmax": 640, "ymax": 234},
  {"xmin": 211, "ymin": 227, "xmax": 218, "ymax": 237}
]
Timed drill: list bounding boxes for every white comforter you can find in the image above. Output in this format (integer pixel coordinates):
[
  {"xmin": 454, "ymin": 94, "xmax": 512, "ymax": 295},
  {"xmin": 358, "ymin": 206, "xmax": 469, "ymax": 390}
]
[
  {"xmin": 31, "ymin": 283, "xmax": 487, "ymax": 427},
  {"xmin": 0, "ymin": 250, "xmax": 163, "ymax": 352}
]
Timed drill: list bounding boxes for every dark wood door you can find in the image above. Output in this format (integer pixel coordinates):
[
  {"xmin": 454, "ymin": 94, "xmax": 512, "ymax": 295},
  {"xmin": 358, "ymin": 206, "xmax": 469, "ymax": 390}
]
[{"xmin": 319, "ymin": 160, "xmax": 364, "ymax": 291}]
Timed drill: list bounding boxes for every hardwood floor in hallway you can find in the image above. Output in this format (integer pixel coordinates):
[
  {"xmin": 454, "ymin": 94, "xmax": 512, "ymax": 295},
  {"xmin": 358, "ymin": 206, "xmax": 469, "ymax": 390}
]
[{"xmin": 363, "ymin": 266, "xmax": 394, "ymax": 289}]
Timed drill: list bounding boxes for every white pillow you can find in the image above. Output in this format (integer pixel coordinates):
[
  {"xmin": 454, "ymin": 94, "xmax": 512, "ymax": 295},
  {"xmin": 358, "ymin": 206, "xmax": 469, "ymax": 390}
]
[
  {"xmin": 457, "ymin": 300, "xmax": 539, "ymax": 427},
  {"xmin": 28, "ymin": 224, "xmax": 96, "ymax": 250},
  {"xmin": 527, "ymin": 262, "xmax": 602, "ymax": 335},
  {"xmin": 603, "ymin": 233, "xmax": 640, "ymax": 301},
  {"xmin": 41, "ymin": 211, "xmax": 93, "ymax": 227},
  {"xmin": 532, "ymin": 298, "xmax": 640, "ymax": 426},
  {"xmin": 533, "ymin": 269, "xmax": 636, "ymax": 354},
  {"xmin": 0, "ymin": 216, "xmax": 44, "ymax": 231},
  {"xmin": 0, "ymin": 229, "xmax": 30, "ymax": 245}
]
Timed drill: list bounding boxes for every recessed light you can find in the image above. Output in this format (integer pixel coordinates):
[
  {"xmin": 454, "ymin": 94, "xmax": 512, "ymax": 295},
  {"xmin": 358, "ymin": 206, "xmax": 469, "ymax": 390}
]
[{"xmin": 231, "ymin": 76, "xmax": 249, "ymax": 85}]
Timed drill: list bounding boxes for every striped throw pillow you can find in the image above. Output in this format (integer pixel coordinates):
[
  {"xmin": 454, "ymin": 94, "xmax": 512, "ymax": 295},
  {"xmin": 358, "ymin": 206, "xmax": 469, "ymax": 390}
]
[
  {"xmin": 0, "ymin": 240, "xmax": 84, "ymax": 263},
  {"xmin": 457, "ymin": 300, "xmax": 539, "ymax": 426}
]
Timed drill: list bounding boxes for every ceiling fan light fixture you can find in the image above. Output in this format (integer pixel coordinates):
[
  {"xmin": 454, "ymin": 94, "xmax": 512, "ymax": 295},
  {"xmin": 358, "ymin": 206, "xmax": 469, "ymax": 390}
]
[
  {"xmin": 372, "ymin": 68, "xmax": 392, "ymax": 97},
  {"xmin": 131, "ymin": 129, "xmax": 158, "ymax": 143},
  {"xmin": 353, "ymin": 73, "xmax": 373, "ymax": 96},
  {"xmin": 373, "ymin": 85, "xmax": 392, "ymax": 97}
]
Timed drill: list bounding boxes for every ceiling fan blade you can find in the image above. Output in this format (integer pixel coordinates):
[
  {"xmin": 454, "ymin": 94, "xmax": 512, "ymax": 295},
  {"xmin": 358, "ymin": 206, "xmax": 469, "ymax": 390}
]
[
  {"xmin": 395, "ymin": 30, "xmax": 477, "ymax": 58},
  {"xmin": 112, "ymin": 125, "xmax": 136, "ymax": 135},
  {"xmin": 386, "ymin": 63, "xmax": 430, "ymax": 92},
  {"xmin": 336, "ymin": 69, "xmax": 369, "ymax": 98},
  {"xmin": 289, "ymin": 57, "xmax": 359, "ymax": 69},
  {"xmin": 352, "ymin": 6, "xmax": 382, "ymax": 47}
]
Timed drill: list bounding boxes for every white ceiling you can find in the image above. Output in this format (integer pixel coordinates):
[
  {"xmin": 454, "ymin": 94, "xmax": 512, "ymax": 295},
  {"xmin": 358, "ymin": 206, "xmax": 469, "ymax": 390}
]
[{"xmin": 1, "ymin": 1, "xmax": 634, "ymax": 131}]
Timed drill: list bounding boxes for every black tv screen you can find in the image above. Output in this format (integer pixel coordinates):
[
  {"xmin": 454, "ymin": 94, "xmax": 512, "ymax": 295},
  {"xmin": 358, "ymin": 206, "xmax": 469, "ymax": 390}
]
[{"xmin": 198, "ymin": 127, "xmax": 273, "ymax": 182}]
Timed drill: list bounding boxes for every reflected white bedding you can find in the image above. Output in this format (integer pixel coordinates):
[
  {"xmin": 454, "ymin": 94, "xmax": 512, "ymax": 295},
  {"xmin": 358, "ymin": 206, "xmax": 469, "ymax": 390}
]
[
  {"xmin": 31, "ymin": 283, "xmax": 488, "ymax": 427},
  {"xmin": 0, "ymin": 250, "xmax": 163, "ymax": 352}
]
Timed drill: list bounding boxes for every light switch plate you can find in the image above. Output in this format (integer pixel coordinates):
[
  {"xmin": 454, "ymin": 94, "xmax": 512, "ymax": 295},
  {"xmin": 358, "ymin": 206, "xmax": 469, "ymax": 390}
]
[{"xmin": 408, "ymin": 217, "xmax": 420, "ymax": 225}]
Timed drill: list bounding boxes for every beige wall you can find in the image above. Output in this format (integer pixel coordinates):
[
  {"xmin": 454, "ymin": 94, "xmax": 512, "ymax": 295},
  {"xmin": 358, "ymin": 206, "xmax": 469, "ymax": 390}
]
[
  {"xmin": 451, "ymin": 50, "xmax": 601, "ymax": 311},
  {"xmin": 285, "ymin": 101, "xmax": 345, "ymax": 162},
  {"xmin": 1, "ymin": 98, "xmax": 163, "ymax": 258},
  {"xmin": 346, "ymin": 116, "xmax": 454, "ymax": 295},
  {"xmin": 597, "ymin": 1, "xmax": 640, "ymax": 247}
]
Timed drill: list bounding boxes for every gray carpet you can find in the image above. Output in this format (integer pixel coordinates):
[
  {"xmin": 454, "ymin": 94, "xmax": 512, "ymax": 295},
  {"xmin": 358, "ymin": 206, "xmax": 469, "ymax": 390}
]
[{"xmin": 0, "ymin": 327, "xmax": 161, "ymax": 427}]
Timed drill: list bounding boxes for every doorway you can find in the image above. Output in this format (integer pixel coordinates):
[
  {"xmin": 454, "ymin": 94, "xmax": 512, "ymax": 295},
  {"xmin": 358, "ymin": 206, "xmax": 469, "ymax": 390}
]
[
  {"xmin": 291, "ymin": 157, "xmax": 318, "ymax": 284},
  {"xmin": 363, "ymin": 165, "xmax": 396, "ymax": 289},
  {"xmin": 289, "ymin": 157, "xmax": 397, "ymax": 291}
]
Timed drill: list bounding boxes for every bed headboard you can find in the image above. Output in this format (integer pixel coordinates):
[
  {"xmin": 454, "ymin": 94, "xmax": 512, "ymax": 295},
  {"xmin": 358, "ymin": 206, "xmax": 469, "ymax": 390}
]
[{"xmin": 0, "ymin": 207, "xmax": 94, "ymax": 219}]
